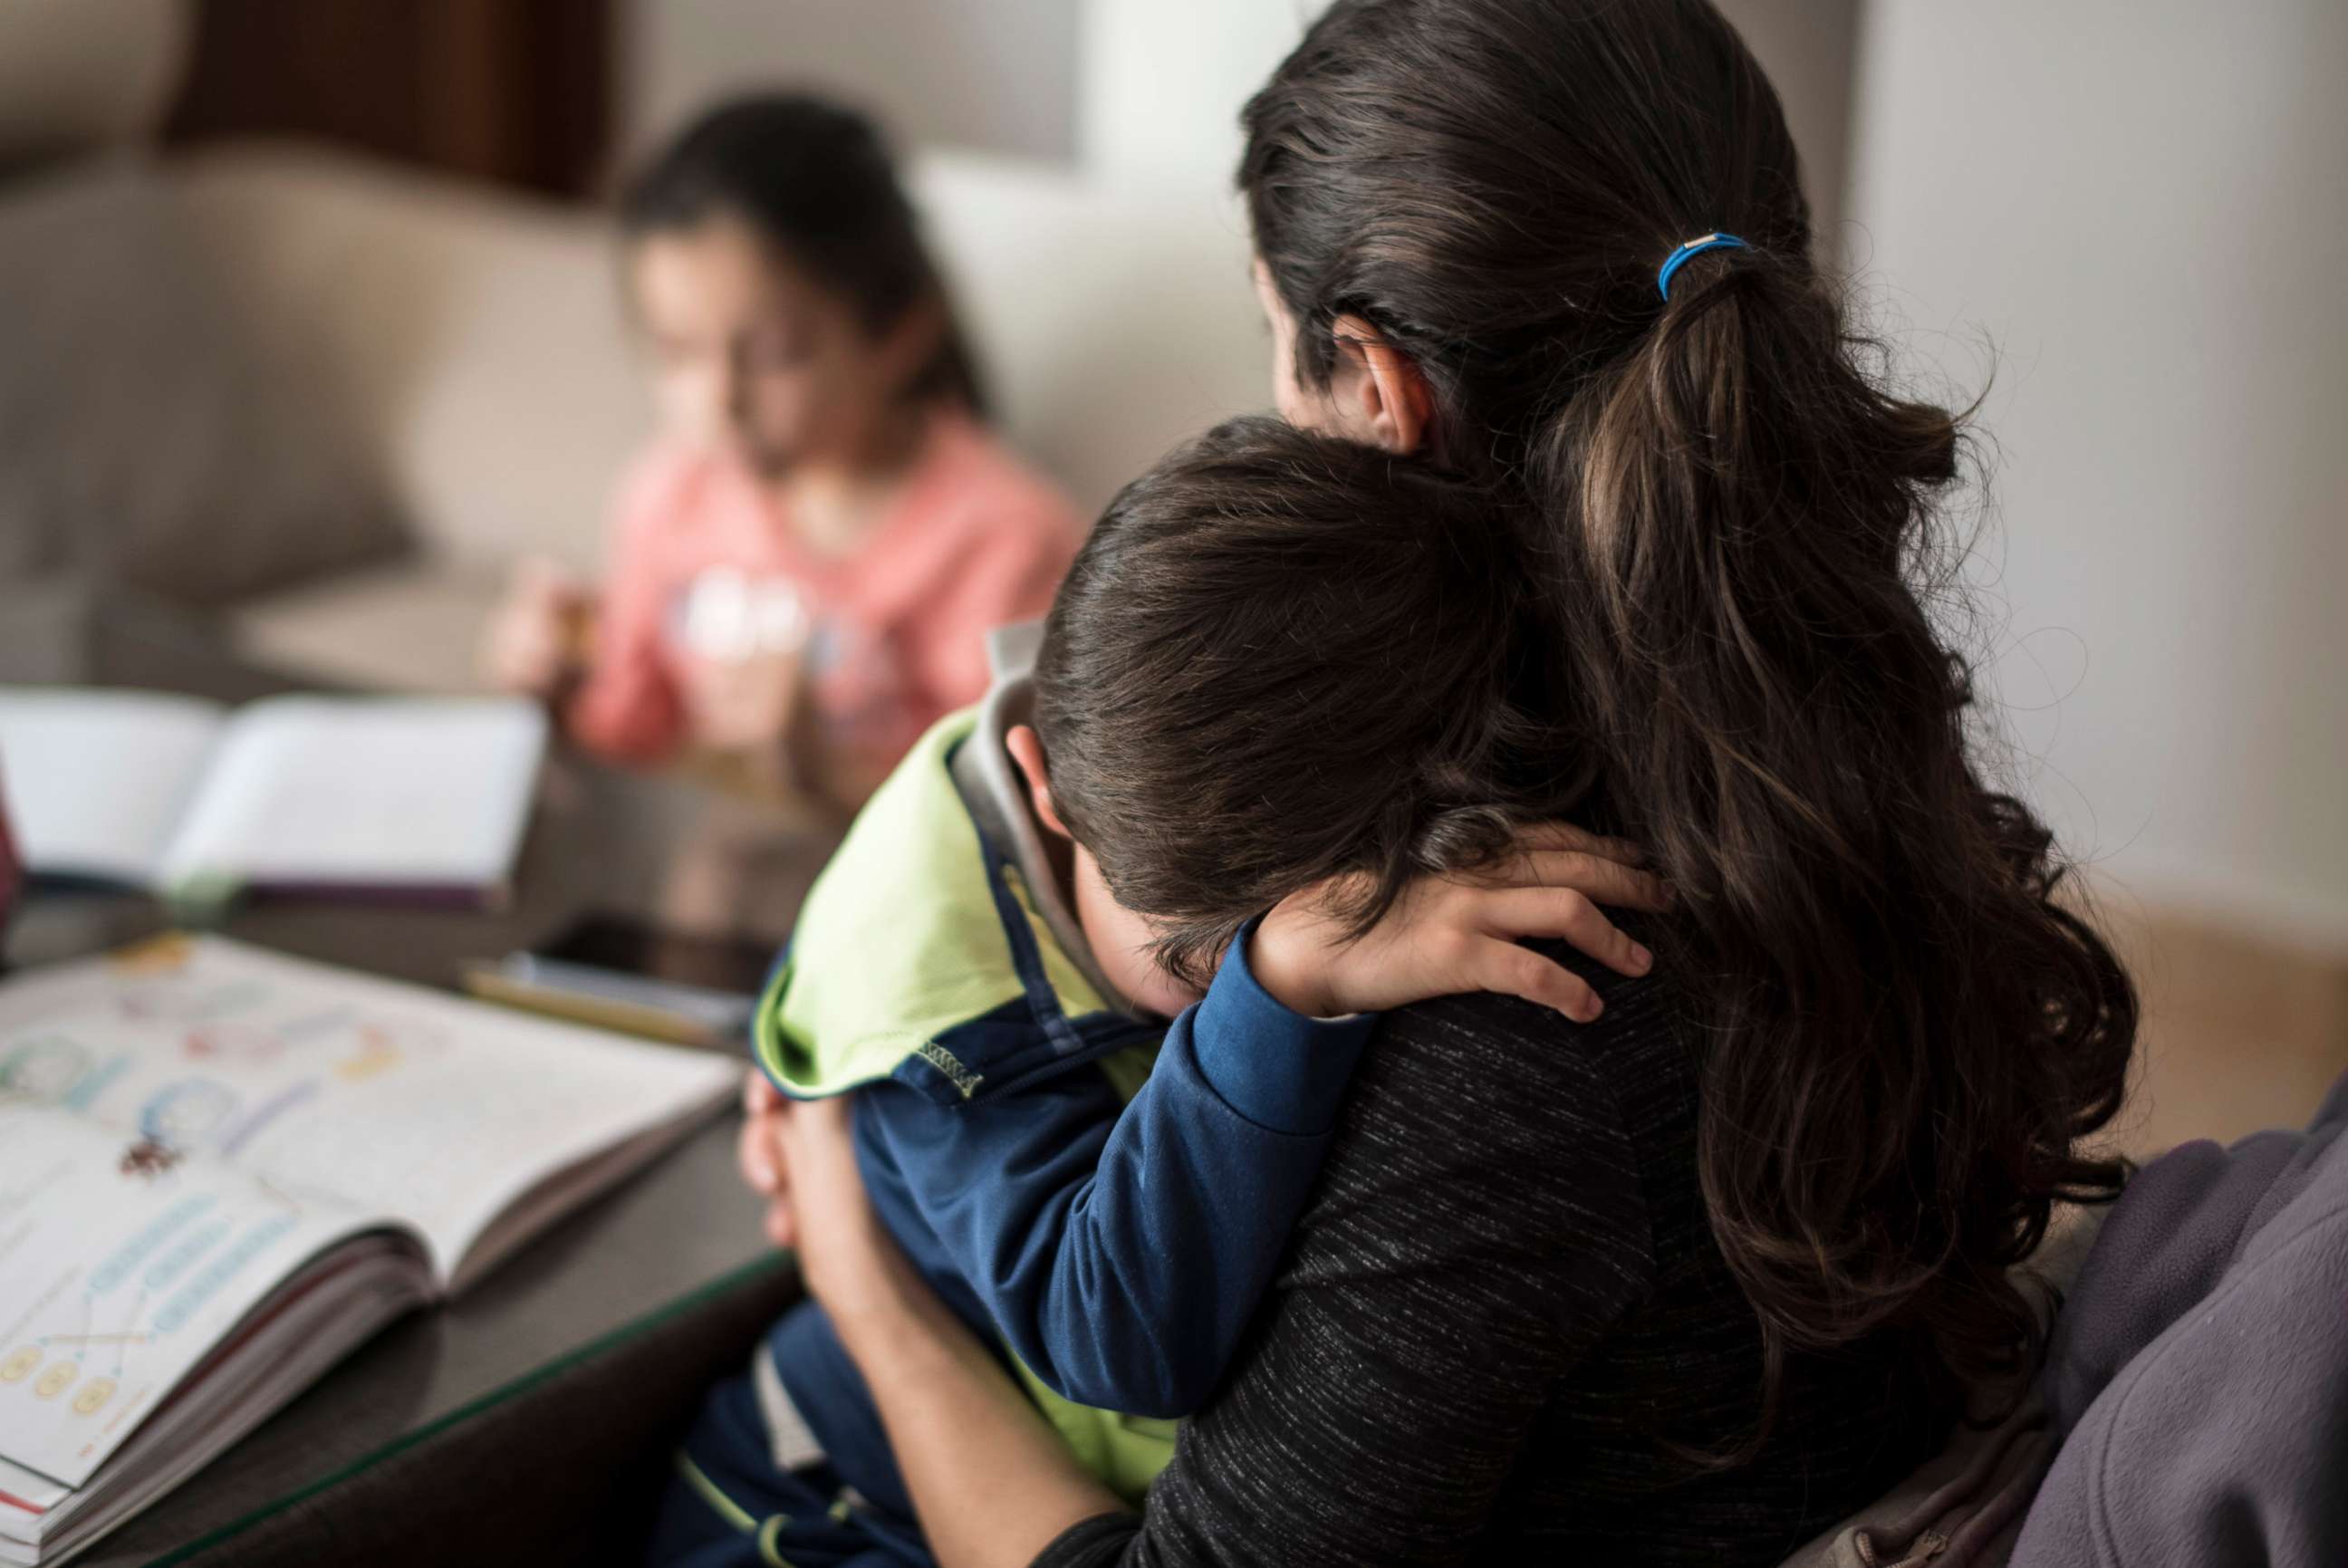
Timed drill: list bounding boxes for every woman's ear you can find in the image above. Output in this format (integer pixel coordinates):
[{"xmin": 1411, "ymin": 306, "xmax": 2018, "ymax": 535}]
[
  {"xmin": 1330, "ymin": 313, "xmax": 1434, "ymax": 457},
  {"xmin": 1005, "ymin": 725, "xmax": 1071, "ymax": 839}
]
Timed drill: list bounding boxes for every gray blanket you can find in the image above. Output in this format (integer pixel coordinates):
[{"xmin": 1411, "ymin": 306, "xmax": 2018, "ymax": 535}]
[{"xmin": 2011, "ymin": 1070, "xmax": 2348, "ymax": 1567}]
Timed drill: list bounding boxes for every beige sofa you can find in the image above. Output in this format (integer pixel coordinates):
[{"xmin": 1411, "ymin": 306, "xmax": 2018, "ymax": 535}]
[
  {"xmin": 0, "ymin": 0, "xmax": 1269, "ymax": 696},
  {"xmin": 208, "ymin": 146, "xmax": 1268, "ymax": 695}
]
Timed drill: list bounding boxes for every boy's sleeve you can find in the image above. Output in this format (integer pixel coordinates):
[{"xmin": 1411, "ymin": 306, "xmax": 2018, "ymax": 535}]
[{"xmin": 855, "ymin": 925, "xmax": 1375, "ymax": 1419}]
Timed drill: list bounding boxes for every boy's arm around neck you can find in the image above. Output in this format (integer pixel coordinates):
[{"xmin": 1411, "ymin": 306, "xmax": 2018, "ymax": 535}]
[{"xmin": 859, "ymin": 926, "xmax": 1377, "ymax": 1417}]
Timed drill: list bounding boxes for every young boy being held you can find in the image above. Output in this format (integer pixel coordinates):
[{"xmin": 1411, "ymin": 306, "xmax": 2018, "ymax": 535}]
[{"xmin": 652, "ymin": 417, "xmax": 1662, "ymax": 1568}]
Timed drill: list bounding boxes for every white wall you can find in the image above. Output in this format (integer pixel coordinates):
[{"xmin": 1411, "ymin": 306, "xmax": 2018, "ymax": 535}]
[
  {"xmin": 625, "ymin": 0, "xmax": 1314, "ymax": 188},
  {"xmin": 1719, "ymin": 0, "xmax": 1862, "ymax": 250},
  {"xmin": 1075, "ymin": 0, "xmax": 1857, "ymax": 233},
  {"xmin": 621, "ymin": 0, "xmax": 1082, "ymax": 164},
  {"xmin": 625, "ymin": 1, "xmax": 1861, "ymax": 218},
  {"xmin": 1848, "ymin": 0, "xmax": 2348, "ymax": 946},
  {"xmin": 1076, "ymin": 0, "xmax": 1324, "ymax": 188}
]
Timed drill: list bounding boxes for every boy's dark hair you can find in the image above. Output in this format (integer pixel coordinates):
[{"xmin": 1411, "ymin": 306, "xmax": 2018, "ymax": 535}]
[
  {"xmin": 1034, "ymin": 415, "xmax": 1588, "ymax": 986},
  {"xmin": 619, "ymin": 91, "xmax": 986, "ymax": 417}
]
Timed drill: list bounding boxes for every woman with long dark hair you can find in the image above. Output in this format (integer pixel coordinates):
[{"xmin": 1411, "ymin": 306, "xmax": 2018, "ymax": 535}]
[{"xmin": 743, "ymin": 3, "xmax": 2139, "ymax": 1563}]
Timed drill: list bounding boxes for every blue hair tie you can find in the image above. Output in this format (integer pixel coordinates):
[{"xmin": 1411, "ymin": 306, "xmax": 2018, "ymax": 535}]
[{"xmin": 1656, "ymin": 232, "xmax": 1748, "ymax": 301}]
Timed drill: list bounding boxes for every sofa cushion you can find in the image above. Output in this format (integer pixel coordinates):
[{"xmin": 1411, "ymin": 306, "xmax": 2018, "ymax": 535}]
[
  {"xmin": 230, "ymin": 555, "xmax": 505, "ymax": 696},
  {"xmin": 172, "ymin": 145, "xmax": 650, "ymax": 579},
  {"xmin": 0, "ymin": 158, "xmax": 409, "ymax": 606},
  {"xmin": 168, "ymin": 144, "xmax": 1267, "ymax": 568}
]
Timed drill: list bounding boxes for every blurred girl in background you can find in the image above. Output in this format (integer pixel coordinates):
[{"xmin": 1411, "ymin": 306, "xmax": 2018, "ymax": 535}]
[{"xmin": 484, "ymin": 92, "xmax": 1079, "ymax": 811}]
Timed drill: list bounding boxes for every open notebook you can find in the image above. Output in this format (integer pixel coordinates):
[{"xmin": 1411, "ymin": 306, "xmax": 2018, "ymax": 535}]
[
  {"xmin": 0, "ymin": 690, "xmax": 547, "ymax": 903},
  {"xmin": 0, "ymin": 936, "xmax": 741, "ymax": 1567}
]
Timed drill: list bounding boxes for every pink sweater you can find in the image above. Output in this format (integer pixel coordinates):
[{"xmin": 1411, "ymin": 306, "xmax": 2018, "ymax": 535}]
[{"xmin": 570, "ymin": 412, "xmax": 1080, "ymax": 771}]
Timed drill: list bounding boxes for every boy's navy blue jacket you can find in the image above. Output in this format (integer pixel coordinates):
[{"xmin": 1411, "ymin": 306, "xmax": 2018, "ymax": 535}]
[{"xmin": 753, "ymin": 687, "xmax": 1374, "ymax": 1505}]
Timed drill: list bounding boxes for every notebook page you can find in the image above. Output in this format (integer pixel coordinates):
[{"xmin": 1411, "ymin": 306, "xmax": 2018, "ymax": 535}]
[
  {"xmin": 0, "ymin": 1105, "xmax": 387, "ymax": 1491},
  {"xmin": 158, "ymin": 697, "xmax": 546, "ymax": 893},
  {"xmin": 0, "ymin": 691, "xmax": 224, "ymax": 888},
  {"xmin": 0, "ymin": 938, "xmax": 737, "ymax": 1285}
]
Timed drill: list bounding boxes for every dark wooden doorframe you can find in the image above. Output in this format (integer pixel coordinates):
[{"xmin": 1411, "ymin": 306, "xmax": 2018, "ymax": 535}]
[{"xmin": 163, "ymin": 0, "xmax": 613, "ymax": 200}]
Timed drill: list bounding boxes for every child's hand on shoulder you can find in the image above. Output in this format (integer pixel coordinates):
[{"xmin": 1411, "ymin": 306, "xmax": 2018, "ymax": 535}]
[{"xmin": 1250, "ymin": 823, "xmax": 1668, "ymax": 1024}]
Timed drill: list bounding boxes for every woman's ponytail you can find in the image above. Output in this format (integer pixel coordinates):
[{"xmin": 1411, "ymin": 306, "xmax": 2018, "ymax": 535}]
[{"xmin": 1542, "ymin": 244, "xmax": 2134, "ymax": 1416}]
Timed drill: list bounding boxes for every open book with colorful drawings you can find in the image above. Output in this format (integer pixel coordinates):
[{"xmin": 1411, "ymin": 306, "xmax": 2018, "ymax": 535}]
[{"xmin": 0, "ymin": 935, "xmax": 742, "ymax": 1567}]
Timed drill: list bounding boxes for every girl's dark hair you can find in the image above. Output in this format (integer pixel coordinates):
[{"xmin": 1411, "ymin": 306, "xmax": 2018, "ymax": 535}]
[
  {"xmin": 1243, "ymin": 0, "xmax": 2136, "ymax": 1424},
  {"xmin": 620, "ymin": 91, "xmax": 986, "ymax": 416},
  {"xmin": 1035, "ymin": 415, "xmax": 1586, "ymax": 986}
]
